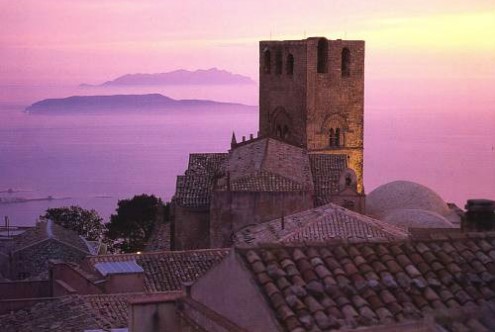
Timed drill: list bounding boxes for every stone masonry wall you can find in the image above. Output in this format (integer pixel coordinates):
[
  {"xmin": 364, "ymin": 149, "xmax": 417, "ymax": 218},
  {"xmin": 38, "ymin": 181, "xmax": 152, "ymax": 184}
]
[{"xmin": 210, "ymin": 191, "xmax": 313, "ymax": 248}]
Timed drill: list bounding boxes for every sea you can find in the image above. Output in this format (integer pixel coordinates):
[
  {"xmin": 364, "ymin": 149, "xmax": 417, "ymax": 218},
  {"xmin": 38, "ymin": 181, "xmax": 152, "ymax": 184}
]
[{"xmin": 0, "ymin": 81, "xmax": 494, "ymax": 226}]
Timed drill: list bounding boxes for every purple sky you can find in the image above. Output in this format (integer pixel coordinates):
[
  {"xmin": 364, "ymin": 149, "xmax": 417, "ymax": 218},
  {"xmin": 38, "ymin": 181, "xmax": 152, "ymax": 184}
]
[{"xmin": 2, "ymin": 0, "xmax": 494, "ymax": 89}]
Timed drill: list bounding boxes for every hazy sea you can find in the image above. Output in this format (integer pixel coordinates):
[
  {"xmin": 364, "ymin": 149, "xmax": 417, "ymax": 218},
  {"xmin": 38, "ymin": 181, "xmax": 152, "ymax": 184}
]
[{"xmin": 0, "ymin": 82, "xmax": 494, "ymax": 226}]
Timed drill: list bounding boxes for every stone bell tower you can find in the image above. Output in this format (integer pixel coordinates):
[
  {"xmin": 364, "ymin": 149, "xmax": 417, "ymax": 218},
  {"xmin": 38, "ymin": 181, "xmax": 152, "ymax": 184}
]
[{"xmin": 259, "ymin": 37, "xmax": 365, "ymax": 193}]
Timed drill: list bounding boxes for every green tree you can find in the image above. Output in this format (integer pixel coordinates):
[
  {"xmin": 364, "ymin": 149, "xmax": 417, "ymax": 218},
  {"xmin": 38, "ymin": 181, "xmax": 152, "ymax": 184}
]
[
  {"xmin": 105, "ymin": 194, "xmax": 164, "ymax": 253},
  {"xmin": 40, "ymin": 206, "xmax": 105, "ymax": 241}
]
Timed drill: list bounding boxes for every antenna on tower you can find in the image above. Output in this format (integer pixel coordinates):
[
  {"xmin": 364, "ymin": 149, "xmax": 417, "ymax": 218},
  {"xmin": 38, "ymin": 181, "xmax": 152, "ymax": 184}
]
[{"xmin": 303, "ymin": 30, "xmax": 306, "ymax": 39}]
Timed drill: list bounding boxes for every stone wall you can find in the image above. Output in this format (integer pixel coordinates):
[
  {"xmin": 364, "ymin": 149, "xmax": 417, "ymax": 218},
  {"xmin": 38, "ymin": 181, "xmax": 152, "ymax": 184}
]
[
  {"xmin": 259, "ymin": 37, "xmax": 365, "ymax": 193},
  {"xmin": 210, "ymin": 191, "xmax": 313, "ymax": 248},
  {"xmin": 173, "ymin": 206, "xmax": 210, "ymax": 250}
]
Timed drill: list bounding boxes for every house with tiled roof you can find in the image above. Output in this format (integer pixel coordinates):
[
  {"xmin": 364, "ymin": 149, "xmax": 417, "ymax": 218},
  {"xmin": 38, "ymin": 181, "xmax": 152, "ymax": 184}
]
[
  {"xmin": 171, "ymin": 36, "xmax": 368, "ymax": 251},
  {"xmin": 1, "ymin": 220, "xmax": 95, "ymax": 280},
  {"xmin": 183, "ymin": 230, "xmax": 495, "ymax": 331}
]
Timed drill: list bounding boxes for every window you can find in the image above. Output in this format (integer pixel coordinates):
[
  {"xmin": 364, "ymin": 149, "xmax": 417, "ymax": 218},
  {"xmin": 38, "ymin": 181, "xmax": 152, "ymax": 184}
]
[
  {"xmin": 335, "ymin": 128, "xmax": 341, "ymax": 146},
  {"xmin": 341, "ymin": 47, "xmax": 350, "ymax": 77},
  {"xmin": 345, "ymin": 174, "xmax": 352, "ymax": 187},
  {"xmin": 275, "ymin": 49, "xmax": 282, "ymax": 75},
  {"xmin": 282, "ymin": 125, "xmax": 290, "ymax": 139},
  {"xmin": 329, "ymin": 128, "xmax": 341, "ymax": 147},
  {"xmin": 317, "ymin": 38, "xmax": 328, "ymax": 73},
  {"xmin": 263, "ymin": 50, "xmax": 271, "ymax": 74},
  {"xmin": 276, "ymin": 125, "xmax": 282, "ymax": 138},
  {"xmin": 286, "ymin": 54, "xmax": 294, "ymax": 75}
]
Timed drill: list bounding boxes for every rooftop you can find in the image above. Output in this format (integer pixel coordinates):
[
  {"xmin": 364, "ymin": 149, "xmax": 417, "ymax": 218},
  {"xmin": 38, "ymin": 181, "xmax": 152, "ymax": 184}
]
[
  {"xmin": 233, "ymin": 203, "xmax": 409, "ymax": 247},
  {"xmin": 239, "ymin": 231, "xmax": 495, "ymax": 331}
]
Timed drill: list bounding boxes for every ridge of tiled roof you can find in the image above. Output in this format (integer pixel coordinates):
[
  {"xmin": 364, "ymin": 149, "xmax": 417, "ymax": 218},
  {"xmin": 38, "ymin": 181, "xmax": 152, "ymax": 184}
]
[
  {"xmin": 12, "ymin": 221, "xmax": 90, "ymax": 254},
  {"xmin": 87, "ymin": 249, "xmax": 230, "ymax": 292},
  {"xmin": 238, "ymin": 232, "xmax": 495, "ymax": 331},
  {"xmin": 233, "ymin": 203, "xmax": 408, "ymax": 247}
]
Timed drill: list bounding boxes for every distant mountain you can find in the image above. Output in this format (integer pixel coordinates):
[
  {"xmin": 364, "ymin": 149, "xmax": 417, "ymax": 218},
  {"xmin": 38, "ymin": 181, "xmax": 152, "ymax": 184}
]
[
  {"xmin": 81, "ymin": 68, "xmax": 255, "ymax": 87},
  {"xmin": 25, "ymin": 94, "xmax": 253, "ymax": 114}
]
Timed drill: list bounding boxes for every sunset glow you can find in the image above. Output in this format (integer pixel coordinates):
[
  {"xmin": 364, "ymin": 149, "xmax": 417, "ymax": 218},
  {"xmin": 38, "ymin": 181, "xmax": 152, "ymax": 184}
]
[{"xmin": 1, "ymin": 1, "xmax": 494, "ymax": 86}]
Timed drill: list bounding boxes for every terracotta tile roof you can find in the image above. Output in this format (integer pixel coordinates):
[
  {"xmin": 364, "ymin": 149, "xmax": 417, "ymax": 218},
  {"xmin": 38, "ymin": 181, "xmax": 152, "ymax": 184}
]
[
  {"xmin": 239, "ymin": 232, "xmax": 495, "ymax": 331},
  {"xmin": 227, "ymin": 138, "xmax": 313, "ymax": 190},
  {"xmin": 12, "ymin": 220, "xmax": 90, "ymax": 254},
  {"xmin": 226, "ymin": 170, "xmax": 306, "ymax": 192},
  {"xmin": 309, "ymin": 154, "xmax": 348, "ymax": 203},
  {"xmin": 0, "ymin": 292, "xmax": 179, "ymax": 331},
  {"xmin": 145, "ymin": 222, "xmax": 171, "ymax": 251},
  {"xmin": 87, "ymin": 249, "xmax": 229, "ymax": 292},
  {"xmin": 233, "ymin": 203, "xmax": 408, "ymax": 247},
  {"xmin": 174, "ymin": 153, "xmax": 227, "ymax": 208}
]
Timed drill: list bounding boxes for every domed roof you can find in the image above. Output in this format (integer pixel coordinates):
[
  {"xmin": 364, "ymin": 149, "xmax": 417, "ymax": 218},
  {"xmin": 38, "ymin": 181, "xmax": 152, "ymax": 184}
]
[
  {"xmin": 367, "ymin": 180, "xmax": 450, "ymax": 218},
  {"xmin": 383, "ymin": 209, "xmax": 454, "ymax": 229}
]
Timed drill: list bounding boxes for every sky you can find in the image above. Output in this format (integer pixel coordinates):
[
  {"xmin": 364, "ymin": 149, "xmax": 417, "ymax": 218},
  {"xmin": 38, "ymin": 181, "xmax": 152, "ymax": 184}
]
[{"xmin": 1, "ymin": 0, "xmax": 494, "ymax": 93}]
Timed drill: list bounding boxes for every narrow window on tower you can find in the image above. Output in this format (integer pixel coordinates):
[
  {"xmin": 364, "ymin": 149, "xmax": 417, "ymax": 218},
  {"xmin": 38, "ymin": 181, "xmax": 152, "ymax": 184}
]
[
  {"xmin": 286, "ymin": 54, "xmax": 294, "ymax": 76},
  {"xmin": 335, "ymin": 128, "xmax": 341, "ymax": 146},
  {"xmin": 329, "ymin": 128, "xmax": 335, "ymax": 146},
  {"xmin": 263, "ymin": 50, "xmax": 271, "ymax": 74},
  {"xmin": 275, "ymin": 49, "xmax": 282, "ymax": 75},
  {"xmin": 317, "ymin": 39, "xmax": 328, "ymax": 73},
  {"xmin": 283, "ymin": 125, "xmax": 290, "ymax": 139},
  {"xmin": 341, "ymin": 48, "xmax": 351, "ymax": 77},
  {"xmin": 276, "ymin": 125, "xmax": 282, "ymax": 138}
]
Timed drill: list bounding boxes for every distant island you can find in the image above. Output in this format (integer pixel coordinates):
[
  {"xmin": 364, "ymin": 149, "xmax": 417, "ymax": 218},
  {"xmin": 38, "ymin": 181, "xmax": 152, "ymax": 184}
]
[
  {"xmin": 25, "ymin": 94, "xmax": 254, "ymax": 114},
  {"xmin": 80, "ymin": 68, "xmax": 255, "ymax": 87}
]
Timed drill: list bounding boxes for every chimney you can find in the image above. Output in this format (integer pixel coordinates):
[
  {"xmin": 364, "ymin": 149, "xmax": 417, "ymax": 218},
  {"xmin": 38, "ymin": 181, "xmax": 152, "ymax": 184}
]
[
  {"xmin": 464, "ymin": 199, "xmax": 495, "ymax": 231},
  {"xmin": 250, "ymin": 133, "xmax": 254, "ymax": 140},
  {"xmin": 242, "ymin": 136, "xmax": 246, "ymax": 142}
]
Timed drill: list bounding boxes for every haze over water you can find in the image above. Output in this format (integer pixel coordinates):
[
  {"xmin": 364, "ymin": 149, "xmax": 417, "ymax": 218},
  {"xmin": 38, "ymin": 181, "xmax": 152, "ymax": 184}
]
[{"xmin": 0, "ymin": 79, "xmax": 493, "ymax": 226}]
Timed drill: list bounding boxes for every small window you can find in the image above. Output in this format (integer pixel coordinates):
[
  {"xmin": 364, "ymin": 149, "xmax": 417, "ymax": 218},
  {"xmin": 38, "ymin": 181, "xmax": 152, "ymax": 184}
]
[
  {"xmin": 329, "ymin": 128, "xmax": 341, "ymax": 147},
  {"xmin": 341, "ymin": 48, "xmax": 350, "ymax": 77},
  {"xmin": 345, "ymin": 175, "xmax": 352, "ymax": 187},
  {"xmin": 282, "ymin": 125, "xmax": 290, "ymax": 139},
  {"xmin": 275, "ymin": 49, "xmax": 282, "ymax": 75},
  {"xmin": 276, "ymin": 125, "xmax": 282, "ymax": 138},
  {"xmin": 263, "ymin": 50, "xmax": 271, "ymax": 74},
  {"xmin": 317, "ymin": 38, "xmax": 328, "ymax": 73},
  {"xmin": 286, "ymin": 54, "xmax": 294, "ymax": 75}
]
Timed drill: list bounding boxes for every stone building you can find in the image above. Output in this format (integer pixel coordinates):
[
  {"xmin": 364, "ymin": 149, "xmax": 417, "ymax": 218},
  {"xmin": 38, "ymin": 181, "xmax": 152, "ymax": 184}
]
[{"xmin": 171, "ymin": 37, "xmax": 366, "ymax": 250}]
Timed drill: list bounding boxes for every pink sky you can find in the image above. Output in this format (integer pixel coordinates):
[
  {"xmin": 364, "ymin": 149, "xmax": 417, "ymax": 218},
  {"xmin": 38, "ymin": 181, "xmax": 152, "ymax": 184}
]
[{"xmin": 1, "ymin": 0, "xmax": 494, "ymax": 91}]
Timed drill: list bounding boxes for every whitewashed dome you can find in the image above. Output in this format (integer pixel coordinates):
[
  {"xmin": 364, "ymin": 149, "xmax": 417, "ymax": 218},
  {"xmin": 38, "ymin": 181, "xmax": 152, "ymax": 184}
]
[
  {"xmin": 383, "ymin": 208, "xmax": 454, "ymax": 229},
  {"xmin": 367, "ymin": 180, "xmax": 450, "ymax": 218}
]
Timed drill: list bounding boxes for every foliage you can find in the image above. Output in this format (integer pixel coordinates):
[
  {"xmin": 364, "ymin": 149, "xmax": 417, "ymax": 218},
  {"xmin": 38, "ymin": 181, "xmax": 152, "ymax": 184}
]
[
  {"xmin": 40, "ymin": 205, "xmax": 105, "ymax": 241},
  {"xmin": 105, "ymin": 194, "xmax": 165, "ymax": 253}
]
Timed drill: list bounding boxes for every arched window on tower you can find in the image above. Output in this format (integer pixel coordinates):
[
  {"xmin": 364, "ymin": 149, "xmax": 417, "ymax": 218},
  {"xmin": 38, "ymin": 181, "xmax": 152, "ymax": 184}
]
[
  {"xmin": 286, "ymin": 54, "xmax": 294, "ymax": 75},
  {"xmin": 275, "ymin": 49, "xmax": 282, "ymax": 75},
  {"xmin": 341, "ymin": 48, "xmax": 351, "ymax": 77},
  {"xmin": 335, "ymin": 128, "xmax": 341, "ymax": 146},
  {"xmin": 276, "ymin": 125, "xmax": 282, "ymax": 138},
  {"xmin": 329, "ymin": 128, "xmax": 342, "ymax": 147},
  {"xmin": 263, "ymin": 49, "xmax": 271, "ymax": 74},
  {"xmin": 317, "ymin": 38, "xmax": 328, "ymax": 73},
  {"xmin": 329, "ymin": 128, "xmax": 335, "ymax": 146},
  {"xmin": 282, "ymin": 125, "xmax": 290, "ymax": 140}
]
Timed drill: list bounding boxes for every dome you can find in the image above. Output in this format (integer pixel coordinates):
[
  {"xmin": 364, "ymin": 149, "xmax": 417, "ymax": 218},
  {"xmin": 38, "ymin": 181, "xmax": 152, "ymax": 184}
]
[
  {"xmin": 383, "ymin": 209, "xmax": 454, "ymax": 229},
  {"xmin": 367, "ymin": 180, "xmax": 450, "ymax": 218}
]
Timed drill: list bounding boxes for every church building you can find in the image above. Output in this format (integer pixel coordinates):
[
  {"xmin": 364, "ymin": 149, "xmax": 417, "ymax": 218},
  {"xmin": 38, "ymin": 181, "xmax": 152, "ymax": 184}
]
[{"xmin": 171, "ymin": 37, "xmax": 366, "ymax": 250}]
